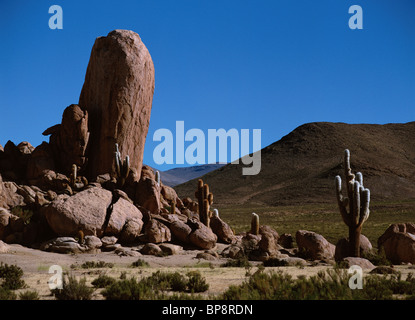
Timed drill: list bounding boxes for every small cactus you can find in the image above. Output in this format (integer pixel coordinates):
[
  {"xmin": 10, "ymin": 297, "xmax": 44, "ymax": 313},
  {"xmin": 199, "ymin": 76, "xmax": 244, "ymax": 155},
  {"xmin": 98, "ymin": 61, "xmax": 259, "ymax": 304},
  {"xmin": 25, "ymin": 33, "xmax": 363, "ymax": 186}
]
[
  {"xmin": 195, "ymin": 179, "xmax": 213, "ymax": 227},
  {"xmin": 155, "ymin": 170, "xmax": 160, "ymax": 186},
  {"xmin": 250, "ymin": 213, "xmax": 259, "ymax": 235},
  {"xmin": 335, "ymin": 149, "xmax": 370, "ymax": 257},
  {"xmin": 114, "ymin": 143, "xmax": 130, "ymax": 187},
  {"xmin": 69, "ymin": 164, "xmax": 77, "ymax": 188},
  {"xmin": 170, "ymin": 201, "xmax": 176, "ymax": 214},
  {"xmin": 78, "ymin": 230, "xmax": 84, "ymax": 244}
]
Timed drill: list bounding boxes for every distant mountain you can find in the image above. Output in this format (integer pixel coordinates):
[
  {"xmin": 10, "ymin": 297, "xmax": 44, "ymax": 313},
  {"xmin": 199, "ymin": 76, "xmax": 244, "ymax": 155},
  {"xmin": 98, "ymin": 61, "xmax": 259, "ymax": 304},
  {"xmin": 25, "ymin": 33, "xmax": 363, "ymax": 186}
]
[
  {"xmin": 174, "ymin": 122, "xmax": 415, "ymax": 206},
  {"xmin": 158, "ymin": 163, "xmax": 227, "ymax": 187}
]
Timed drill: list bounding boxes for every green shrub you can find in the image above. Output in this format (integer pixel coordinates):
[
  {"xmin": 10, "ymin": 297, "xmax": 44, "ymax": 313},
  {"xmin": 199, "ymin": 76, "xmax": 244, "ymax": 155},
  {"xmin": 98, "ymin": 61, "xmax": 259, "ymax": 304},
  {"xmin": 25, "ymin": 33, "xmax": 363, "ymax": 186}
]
[
  {"xmin": 0, "ymin": 286, "xmax": 17, "ymax": 300},
  {"xmin": 51, "ymin": 274, "xmax": 94, "ymax": 300},
  {"xmin": 80, "ymin": 261, "xmax": 114, "ymax": 269},
  {"xmin": 186, "ymin": 271, "xmax": 209, "ymax": 293},
  {"xmin": 220, "ymin": 268, "xmax": 415, "ymax": 300},
  {"xmin": 19, "ymin": 290, "xmax": 40, "ymax": 300},
  {"xmin": 221, "ymin": 258, "xmax": 252, "ymax": 268},
  {"xmin": 11, "ymin": 206, "xmax": 33, "ymax": 225},
  {"xmin": 0, "ymin": 263, "xmax": 26, "ymax": 290},
  {"xmin": 131, "ymin": 259, "xmax": 150, "ymax": 268},
  {"xmin": 102, "ymin": 277, "xmax": 157, "ymax": 300},
  {"xmin": 91, "ymin": 274, "xmax": 117, "ymax": 288}
]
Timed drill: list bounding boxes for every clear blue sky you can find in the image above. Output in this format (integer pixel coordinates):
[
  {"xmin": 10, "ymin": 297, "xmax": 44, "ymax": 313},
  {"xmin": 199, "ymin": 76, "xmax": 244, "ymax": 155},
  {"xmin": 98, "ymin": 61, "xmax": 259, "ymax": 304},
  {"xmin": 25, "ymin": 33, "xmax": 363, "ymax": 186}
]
[{"xmin": 1, "ymin": 0, "xmax": 414, "ymax": 171}]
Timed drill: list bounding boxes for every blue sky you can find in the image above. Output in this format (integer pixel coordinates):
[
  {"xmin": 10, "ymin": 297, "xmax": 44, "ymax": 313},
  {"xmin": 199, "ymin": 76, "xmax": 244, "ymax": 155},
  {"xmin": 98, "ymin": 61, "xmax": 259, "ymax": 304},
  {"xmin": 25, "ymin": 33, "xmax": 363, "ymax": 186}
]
[{"xmin": 1, "ymin": 0, "xmax": 414, "ymax": 171}]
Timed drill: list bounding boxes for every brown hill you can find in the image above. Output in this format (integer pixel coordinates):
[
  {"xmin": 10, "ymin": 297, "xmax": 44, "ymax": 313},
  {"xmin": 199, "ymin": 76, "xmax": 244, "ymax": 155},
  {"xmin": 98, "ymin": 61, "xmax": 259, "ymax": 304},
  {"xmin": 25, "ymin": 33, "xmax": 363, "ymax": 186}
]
[{"xmin": 174, "ymin": 122, "xmax": 415, "ymax": 206}]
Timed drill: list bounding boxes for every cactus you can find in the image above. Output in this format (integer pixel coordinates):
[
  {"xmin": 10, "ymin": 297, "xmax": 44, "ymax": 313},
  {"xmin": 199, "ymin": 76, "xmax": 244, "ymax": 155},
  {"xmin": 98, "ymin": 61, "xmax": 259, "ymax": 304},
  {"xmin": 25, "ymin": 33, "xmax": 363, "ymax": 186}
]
[
  {"xmin": 250, "ymin": 212, "xmax": 259, "ymax": 235},
  {"xmin": 195, "ymin": 179, "xmax": 213, "ymax": 227},
  {"xmin": 69, "ymin": 164, "xmax": 77, "ymax": 188},
  {"xmin": 155, "ymin": 170, "xmax": 160, "ymax": 186},
  {"xmin": 335, "ymin": 149, "xmax": 370, "ymax": 257},
  {"xmin": 78, "ymin": 230, "xmax": 84, "ymax": 244},
  {"xmin": 170, "ymin": 200, "xmax": 176, "ymax": 214},
  {"xmin": 114, "ymin": 143, "xmax": 130, "ymax": 187}
]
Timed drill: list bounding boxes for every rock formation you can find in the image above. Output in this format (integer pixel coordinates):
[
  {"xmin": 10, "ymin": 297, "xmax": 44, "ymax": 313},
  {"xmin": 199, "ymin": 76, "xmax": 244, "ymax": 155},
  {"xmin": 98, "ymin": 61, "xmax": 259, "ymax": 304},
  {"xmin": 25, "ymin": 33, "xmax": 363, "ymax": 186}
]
[{"xmin": 78, "ymin": 29, "xmax": 155, "ymax": 181}]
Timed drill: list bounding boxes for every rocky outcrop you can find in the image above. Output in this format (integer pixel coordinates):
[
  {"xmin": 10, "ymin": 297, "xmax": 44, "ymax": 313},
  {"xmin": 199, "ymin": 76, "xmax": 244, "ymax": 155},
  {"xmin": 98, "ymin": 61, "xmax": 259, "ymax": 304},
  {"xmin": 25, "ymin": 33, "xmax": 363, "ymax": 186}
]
[
  {"xmin": 43, "ymin": 104, "xmax": 89, "ymax": 174},
  {"xmin": 78, "ymin": 30, "xmax": 155, "ymax": 181}
]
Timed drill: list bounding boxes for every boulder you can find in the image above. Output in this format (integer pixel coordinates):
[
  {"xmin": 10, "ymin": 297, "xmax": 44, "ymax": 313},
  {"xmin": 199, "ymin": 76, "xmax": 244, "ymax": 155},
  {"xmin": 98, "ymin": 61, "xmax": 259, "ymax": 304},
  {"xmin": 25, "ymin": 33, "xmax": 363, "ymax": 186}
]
[
  {"xmin": 26, "ymin": 142, "xmax": 55, "ymax": 181},
  {"xmin": 119, "ymin": 218, "xmax": 143, "ymax": 243},
  {"xmin": 78, "ymin": 30, "xmax": 155, "ymax": 180},
  {"xmin": 169, "ymin": 220, "xmax": 193, "ymax": 244},
  {"xmin": 221, "ymin": 244, "xmax": 245, "ymax": 259},
  {"xmin": 334, "ymin": 235, "xmax": 373, "ymax": 261},
  {"xmin": 40, "ymin": 237, "xmax": 85, "ymax": 254},
  {"xmin": 378, "ymin": 224, "xmax": 415, "ymax": 264},
  {"xmin": 210, "ymin": 215, "xmax": 236, "ymax": 244},
  {"xmin": 341, "ymin": 257, "xmax": 375, "ymax": 270},
  {"xmin": 258, "ymin": 232, "xmax": 280, "ymax": 256},
  {"xmin": 141, "ymin": 219, "xmax": 171, "ymax": 243},
  {"xmin": 295, "ymin": 230, "xmax": 335, "ymax": 260},
  {"xmin": 0, "ymin": 240, "xmax": 9, "ymax": 253},
  {"xmin": 84, "ymin": 235, "xmax": 102, "ymax": 249},
  {"xmin": 43, "ymin": 187, "xmax": 143, "ymax": 237},
  {"xmin": 0, "ymin": 208, "xmax": 11, "ymax": 240},
  {"xmin": 135, "ymin": 178, "xmax": 161, "ymax": 214},
  {"xmin": 141, "ymin": 243, "xmax": 162, "ymax": 256},
  {"xmin": 159, "ymin": 243, "xmax": 182, "ymax": 255},
  {"xmin": 188, "ymin": 220, "xmax": 217, "ymax": 250}
]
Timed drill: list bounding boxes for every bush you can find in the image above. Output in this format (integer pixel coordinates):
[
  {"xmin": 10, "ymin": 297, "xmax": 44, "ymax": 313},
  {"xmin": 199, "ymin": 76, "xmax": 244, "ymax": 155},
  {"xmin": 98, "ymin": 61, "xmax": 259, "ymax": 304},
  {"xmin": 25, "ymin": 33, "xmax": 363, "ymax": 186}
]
[
  {"xmin": 131, "ymin": 259, "xmax": 150, "ymax": 268},
  {"xmin": 80, "ymin": 261, "xmax": 114, "ymax": 269},
  {"xmin": 220, "ymin": 268, "xmax": 415, "ymax": 300},
  {"xmin": 11, "ymin": 206, "xmax": 33, "ymax": 225},
  {"xmin": 19, "ymin": 290, "xmax": 40, "ymax": 300},
  {"xmin": 91, "ymin": 274, "xmax": 117, "ymax": 288},
  {"xmin": 221, "ymin": 258, "xmax": 252, "ymax": 268},
  {"xmin": 51, "ymin": 274, "xmax": 94, "ymax": 300},
  {"xmin": 0, "ymin": 286, "xmax": 17, "ymax": 300},
  {"xmin": 102, "ymin": 277, "xmax": 157, "ymax": 300},
  {"xmin": 186, "ymin": 271, "xmax": 209, "ymax": 293},
  {"xmin": 102, "ymin": 270, "xmax": 210, "ymax": 300},
  {"xmin": 0, "ymin": 263, "xmax": 26, "ymax": 290}
]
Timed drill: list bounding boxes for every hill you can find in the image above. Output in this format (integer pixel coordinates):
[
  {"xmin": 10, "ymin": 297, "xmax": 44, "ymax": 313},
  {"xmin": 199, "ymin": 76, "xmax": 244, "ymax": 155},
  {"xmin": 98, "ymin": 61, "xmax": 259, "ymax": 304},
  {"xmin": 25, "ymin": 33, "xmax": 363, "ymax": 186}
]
[{"xmin": 174, "ymin": 122, "xmax": 415, "ymax": 206}]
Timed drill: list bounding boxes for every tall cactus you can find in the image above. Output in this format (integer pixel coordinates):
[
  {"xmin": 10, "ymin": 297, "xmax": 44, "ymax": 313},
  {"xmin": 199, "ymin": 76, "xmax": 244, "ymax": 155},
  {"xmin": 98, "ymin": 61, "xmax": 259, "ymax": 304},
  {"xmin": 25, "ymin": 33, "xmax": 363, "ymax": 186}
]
[
  {"xmin": 195, "ymin": 179, "xmax": 213, "ymax": 227},
  {"xmin": 114, "ymin": 143, "xmax": 130, "ymax": 187},
  {"xmin": 69, "ymin": 164, "xmax": 77, "ymax": 188},
  {"xmin": 335, "ymin": 149, "xmax": 370, "ymax": 257}
]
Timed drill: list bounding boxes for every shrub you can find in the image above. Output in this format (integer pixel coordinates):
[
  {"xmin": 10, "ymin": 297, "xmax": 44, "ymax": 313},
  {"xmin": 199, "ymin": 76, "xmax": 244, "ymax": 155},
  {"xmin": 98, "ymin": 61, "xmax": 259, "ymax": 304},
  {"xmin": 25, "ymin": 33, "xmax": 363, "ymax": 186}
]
[
  {"xmin": 186, "ymin": 271, "xmax": 209, "ymax": 293},
  {"xmin": 221, "ymin": 258, "xmax": 252, "ymax": 268},
  {"xmin": 0, "ymin": 286, "xmax": 17, "ymax": 300},
  {"xmin": 19, "ymin": 290, "xmax": 40, "ymax": 300},
  {"xmin": 51, "ymin": 274, "xmax": 94, "ymax": 300},
  {"xmin": 80, "ymin": 261, "xmax": 114, "ymax": 269},
  {"xmin": 220, "ymin": 268, "xmax": 415, "ymax": 300},
  {"xmin": 131, "ymin": 259, "xmax": 150, "ymax": 268},
  {"xmin": 0, "ymin": 263, "xmax": 26, "ymax": 290},
  {"xmin": 91, "ymin": 274, "xmax": 117, "ymax": 288},
  {"xmin": 102, "ymin": 277, "xmax": 157, "ymax": 300},
  {"xmin": 10, "ymin": 206, "xmax": 33, "ymax": 225}
]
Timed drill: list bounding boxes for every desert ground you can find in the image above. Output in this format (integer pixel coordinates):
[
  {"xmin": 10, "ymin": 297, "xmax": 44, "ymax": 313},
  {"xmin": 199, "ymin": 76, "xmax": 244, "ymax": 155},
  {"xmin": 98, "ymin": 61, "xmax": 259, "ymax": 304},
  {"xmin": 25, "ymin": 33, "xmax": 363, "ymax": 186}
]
[{"xmin": 1, "ymin": 242, "xmax": 414, "ymax": 300}]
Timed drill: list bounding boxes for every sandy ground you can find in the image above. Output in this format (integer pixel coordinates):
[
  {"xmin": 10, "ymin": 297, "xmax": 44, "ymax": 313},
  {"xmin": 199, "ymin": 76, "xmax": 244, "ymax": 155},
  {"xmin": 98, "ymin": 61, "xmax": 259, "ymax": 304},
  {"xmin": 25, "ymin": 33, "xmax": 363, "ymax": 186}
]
[{"xmin": 1, "ymin": 243, "xmax": 413, "ymax": 300}]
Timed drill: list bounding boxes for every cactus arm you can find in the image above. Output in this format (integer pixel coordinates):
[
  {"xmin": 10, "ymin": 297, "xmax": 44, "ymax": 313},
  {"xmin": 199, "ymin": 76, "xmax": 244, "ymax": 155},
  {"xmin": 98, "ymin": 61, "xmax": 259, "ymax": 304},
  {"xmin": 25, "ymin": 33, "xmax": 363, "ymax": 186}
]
[
  {"xmin": 335, "ymin": 175, "xmax": 351, "ymax": 226},
  {"xmin": 353, "ymin": 181, "xmax": 361, "ymax": 226},
  {"xmin": 358, "ymin": 188, "xmax": 370, "ymax": 227}
]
